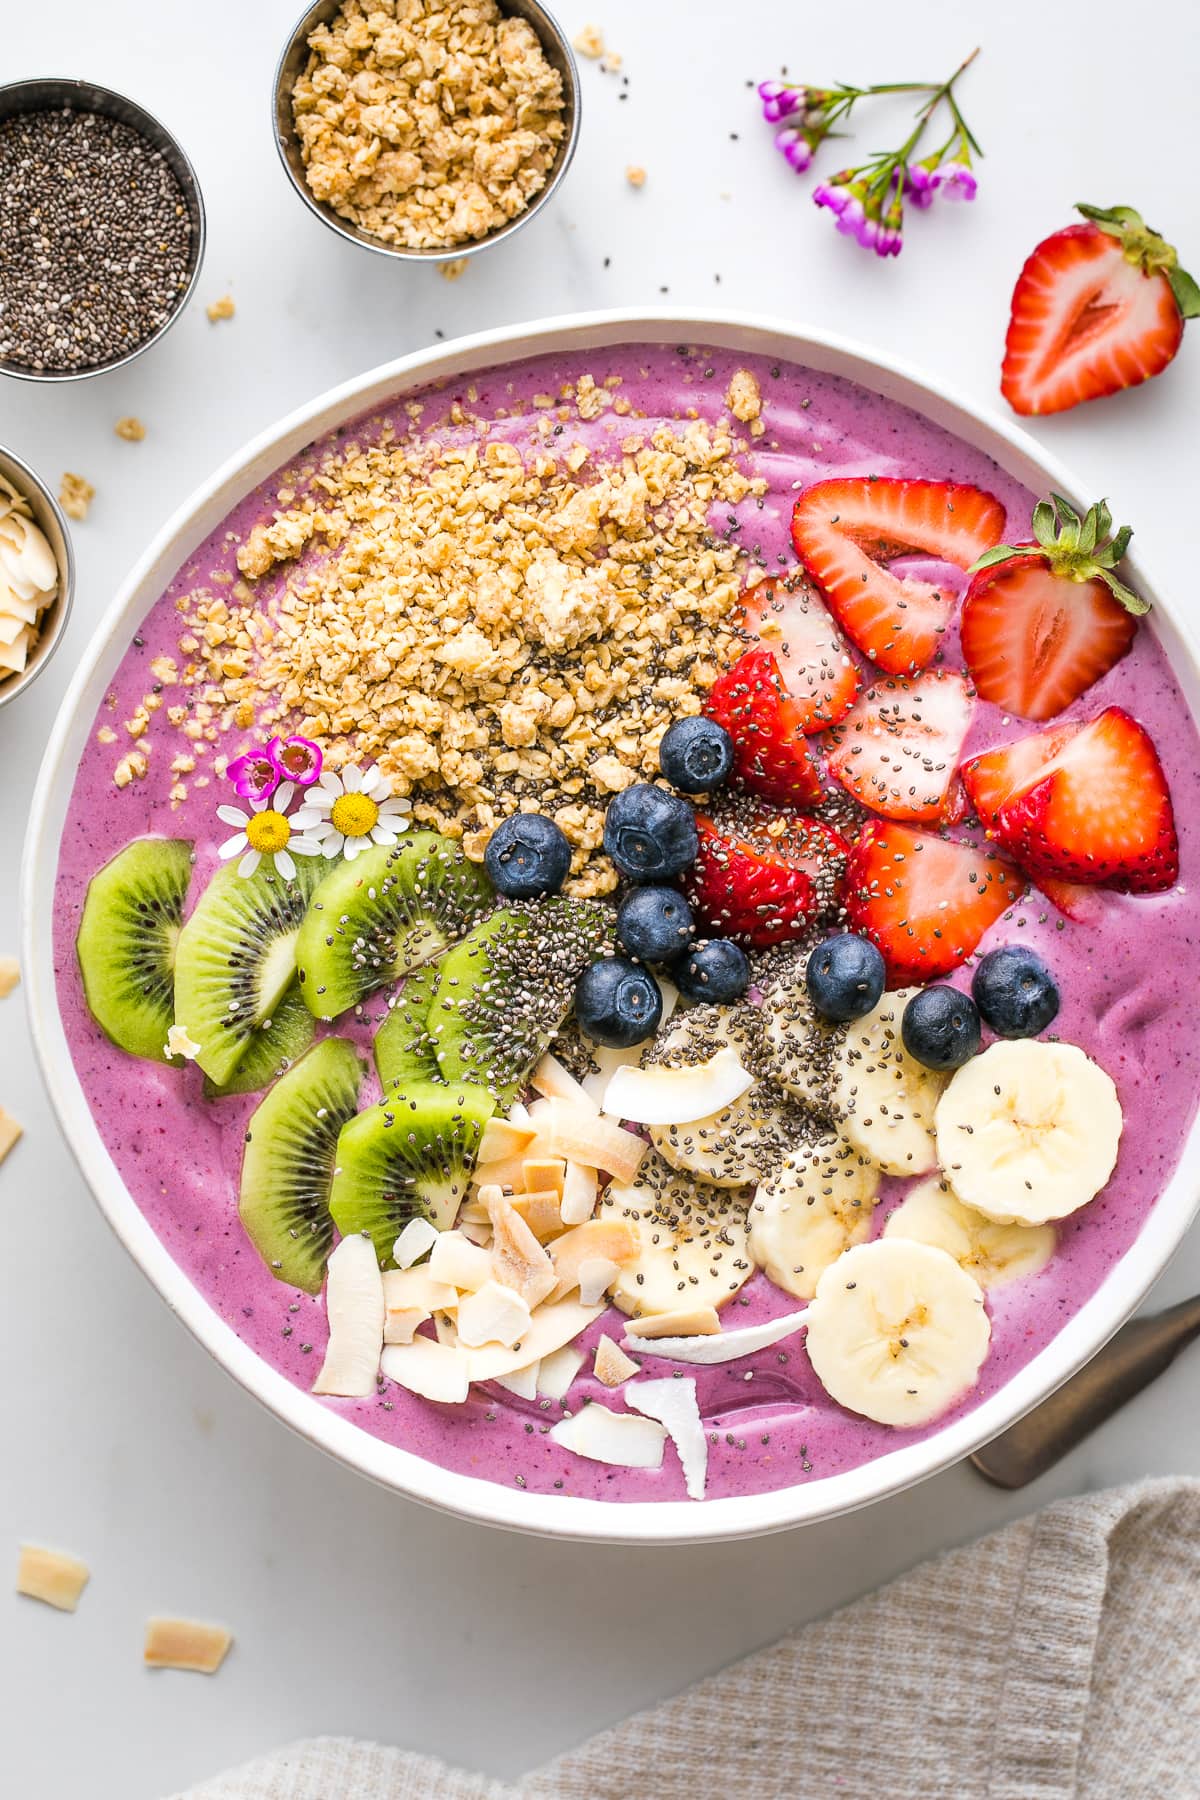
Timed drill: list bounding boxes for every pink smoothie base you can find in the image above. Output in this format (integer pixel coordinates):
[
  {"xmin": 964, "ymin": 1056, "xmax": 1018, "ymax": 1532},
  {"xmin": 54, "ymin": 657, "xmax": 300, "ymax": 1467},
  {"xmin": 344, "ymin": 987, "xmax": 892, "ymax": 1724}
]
[{"xmin": 49, "ymin": 340, "xmax": 1200, "ymax": 1508}]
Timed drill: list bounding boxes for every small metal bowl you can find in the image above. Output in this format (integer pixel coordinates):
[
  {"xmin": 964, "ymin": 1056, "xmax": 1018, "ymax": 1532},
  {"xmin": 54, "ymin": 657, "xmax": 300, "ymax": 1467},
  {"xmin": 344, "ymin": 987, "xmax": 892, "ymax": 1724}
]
[
  {"xmin": 272, "ymin": 0, "xmax": 580, "ymax": 264},
  {"xmin": 0, "ymin": 445, "xmax": 75, "ymax": 710},
  {"xmin": 0, "ymin": 77, "xmax": 206, "ymax": 383}
]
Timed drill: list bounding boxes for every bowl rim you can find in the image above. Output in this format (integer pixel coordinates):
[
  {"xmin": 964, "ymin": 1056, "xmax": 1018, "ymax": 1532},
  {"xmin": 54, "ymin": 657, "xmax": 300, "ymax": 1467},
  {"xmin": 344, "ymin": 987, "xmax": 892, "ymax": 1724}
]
[
  {"xmin": 270, "ymin": 0, "xmax": 581, "ymax": 264},
  {"xmin": 22, "ymin": 308, "xmax": 1200, "ymax": 1544},
  {"xmin": 0, "ymin": 442, "xmax": 76, "ymax": 708}
]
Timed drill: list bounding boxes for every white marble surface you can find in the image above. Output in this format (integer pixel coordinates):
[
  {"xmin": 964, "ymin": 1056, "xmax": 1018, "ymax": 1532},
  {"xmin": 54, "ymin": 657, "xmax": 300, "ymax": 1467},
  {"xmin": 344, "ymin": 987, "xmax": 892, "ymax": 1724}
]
[{"xmin": 3, "ymin": 1, "xmax": 1199, "ymax": 1793}]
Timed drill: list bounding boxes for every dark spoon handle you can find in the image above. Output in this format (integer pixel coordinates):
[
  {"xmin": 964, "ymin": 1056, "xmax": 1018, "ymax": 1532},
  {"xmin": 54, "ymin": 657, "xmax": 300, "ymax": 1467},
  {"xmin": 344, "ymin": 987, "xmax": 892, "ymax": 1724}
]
[{"xmin": 970, "ymin": 1295, "xmax": 1200, "ymax": 1489}]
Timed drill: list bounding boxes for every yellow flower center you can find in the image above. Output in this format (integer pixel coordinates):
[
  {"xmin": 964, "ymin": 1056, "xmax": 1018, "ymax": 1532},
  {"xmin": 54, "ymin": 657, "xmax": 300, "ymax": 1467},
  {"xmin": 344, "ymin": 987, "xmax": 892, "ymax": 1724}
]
[
  {"xmin": 245, "ymin": 810, "xmax": 291, "ymax": 854},
  {"xmin": 331, "ymin": 792, "xmax": 380, "ymax": 838}
]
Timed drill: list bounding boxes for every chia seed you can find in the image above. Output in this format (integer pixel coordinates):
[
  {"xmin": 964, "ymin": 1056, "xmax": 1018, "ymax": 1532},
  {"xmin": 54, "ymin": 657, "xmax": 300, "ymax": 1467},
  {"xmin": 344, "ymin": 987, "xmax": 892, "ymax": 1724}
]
[{"xmin": 0, "ymin": 107, "xmax": 193, "ymax": 372}]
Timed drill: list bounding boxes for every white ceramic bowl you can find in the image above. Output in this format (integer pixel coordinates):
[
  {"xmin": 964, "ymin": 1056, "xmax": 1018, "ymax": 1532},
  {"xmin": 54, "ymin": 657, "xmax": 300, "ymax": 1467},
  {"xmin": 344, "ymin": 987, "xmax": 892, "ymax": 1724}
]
[{"xmin": 22, "ymin": 311, "xmax": 1200, "ymax": 1544}]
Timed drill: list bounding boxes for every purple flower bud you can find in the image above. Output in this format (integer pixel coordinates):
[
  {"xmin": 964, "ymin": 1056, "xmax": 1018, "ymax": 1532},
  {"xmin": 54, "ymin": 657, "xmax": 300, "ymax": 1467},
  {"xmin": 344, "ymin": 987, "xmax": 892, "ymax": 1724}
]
[
  {"xmin": 938, "ymin": 162, "xmax": 978, "ymax": 202},
  {"xmin": 758, "ymin": 81, "xmax": 803, "ymax": 124},
  {"xmin": 905, "ymin": 163, "xmax": 938, "ymax": 209},
  {"xmin": 836, "ymin": 197, "xmax": 868, "ymax": 240},
  {"xmin": 774, "ymin": 128, "xmax": 813, "ymax": 172},
  {"xmin": 814, "ymin": 181, "xmax": 852, "ymax": 217},
  {"xmin": 227, "ymin": 746, "xmax": 282, "ymax": 805}
]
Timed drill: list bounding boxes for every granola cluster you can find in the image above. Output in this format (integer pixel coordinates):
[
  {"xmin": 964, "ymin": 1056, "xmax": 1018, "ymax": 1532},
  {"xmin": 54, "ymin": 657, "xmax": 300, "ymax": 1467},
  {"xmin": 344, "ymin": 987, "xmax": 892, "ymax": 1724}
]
[
  {"xmin": 290, "ymin": 0, "xmax": 566, "ymax": 250},
  {"xmin": 159, "ymin": 375, "xmax": 765, "ymax": 896}
]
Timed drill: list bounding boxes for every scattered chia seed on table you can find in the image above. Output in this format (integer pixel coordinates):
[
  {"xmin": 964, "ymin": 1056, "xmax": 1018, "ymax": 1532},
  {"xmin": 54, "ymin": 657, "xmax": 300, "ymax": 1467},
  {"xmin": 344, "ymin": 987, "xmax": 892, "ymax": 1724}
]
[{"xmin": 0, "ymin": 108, "xmax": 193, "ymax": 372}]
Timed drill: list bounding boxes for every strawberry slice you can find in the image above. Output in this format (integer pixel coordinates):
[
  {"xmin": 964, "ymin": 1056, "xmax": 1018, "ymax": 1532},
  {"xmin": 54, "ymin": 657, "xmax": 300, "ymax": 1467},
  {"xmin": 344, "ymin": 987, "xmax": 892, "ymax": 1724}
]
[
  {"xmin": 790, "ymin": 477, "xmax": 1006, "ymax": 675},
  {"xmin": 736, "ymin": 572, "xmax": 861, "ymax": 731},
  {"xmin": 842, "ymin": 822, "xmax": 1025, "ymax": 985},
  {"xmin": 1002, "ymin": 205, "xmax": 1199, "ymax": 417},
  {"xmin": 961, "ymin": 496, "xmax": 1143, "ymax": 720},
  {"xmin": 825, "ymin": 669, "xmax": 974, "ymax": 823},
  {"xmin": 704, "ymin": 646, "xmax": 823, "ymax": 805},
  {"xmin": 684, "ymin": 807, "xmax": 849, "ymax": 948},
  {"xmin": 961, "ymin": 722, "xmax": 1078, "ymax": 829},
  {"xmin": 993, "ymin": 707, "xmax": 1178, "ymax": 894},
  {"xmin": 1036, "ymin": 876, "xmax": 1107, "ymax": 927}
]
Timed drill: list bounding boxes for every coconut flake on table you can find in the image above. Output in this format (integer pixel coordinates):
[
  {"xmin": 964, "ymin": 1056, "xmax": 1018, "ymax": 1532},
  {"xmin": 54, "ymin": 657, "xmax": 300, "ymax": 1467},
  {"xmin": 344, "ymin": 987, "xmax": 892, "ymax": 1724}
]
[
  {"xmin": 623, "ymin": 1307, "xmax": 811, "ymax": 1364},
  {"xmin": 312, "ymin": 1233, "xmax": 384, "ymax": 1397},
  {"xmin": 550, "ymin": 1403, "xmax": 667, "ymax": 1470},
  {"xmin": 627, "ymin": 1377, "xmax": 708, "ymax": 1499}
]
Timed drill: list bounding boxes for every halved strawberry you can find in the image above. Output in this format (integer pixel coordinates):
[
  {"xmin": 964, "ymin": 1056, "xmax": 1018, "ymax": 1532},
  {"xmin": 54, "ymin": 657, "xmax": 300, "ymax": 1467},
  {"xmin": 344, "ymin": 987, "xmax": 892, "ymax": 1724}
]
[
  {"xmin": 704, "ymin": 646, "xmax": 823, "ymax": 805},
  {"xmin": 1002, "ymin": 205, "xmax": 1199, "ymax": 417},
  {"xmin": 735, "ymin": 572, "xmax": 861, "ymax": 731},
  {"xmin": 825, "ymin": 669, "xmax": 974, "ymax": 823},
  {"xmin": 684, "ymin": 807, "xmax": 849, "ymax": 948},
  {"xmin": 962, "ymin": 496, "xmax": 1142, "ymax": 719},
  {"xmin": 842, "ymin": 822, "xmax": 1024, "ymax": 985},
  {"xmin": 962, "ymin": 722, "xmax": 1080, "ymax": 829},
  {"xmin": 790, "ymin": 477, "xmax": 1006, "ymax": 675},
  {"xmin": 993, "ymin": 707, "xmax": 1178, "ymax": 893},
  {"xmin": 1036, "ymin": 876, "xmax": 1107, "ymax": 927}
]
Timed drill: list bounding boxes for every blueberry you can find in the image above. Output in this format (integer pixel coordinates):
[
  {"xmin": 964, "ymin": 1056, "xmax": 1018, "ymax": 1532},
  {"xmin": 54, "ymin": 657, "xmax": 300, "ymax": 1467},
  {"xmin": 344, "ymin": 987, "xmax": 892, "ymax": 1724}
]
[
  {"xmin": 603, "ymin": 784, "xmax": 699, "ymax": 882},
  {"xmin": 673, "ymin": 937, "xmax": 751, "ymax": 1004},
  {"xmin": 972, "ymin": 946, "xmax": 1061, "ymax": 1039},
  {"xmin": 659, "ymin": 716, "xmax": 735, "ymax": 793},
  {"xmin": 574, "ymin": 956, "xmax": 664, "ymax": 1048},
  {"xmin": 901, "ymin": 986, "xmax": 981, "ymax": 1071},
  {"xmin": 484, "ymin": 812, "xmax": 572, "ymax": 898},
  {"xmin": 805, "ymin": 934, "xmax": 886, "ymax": 1024},
  {"xmin": 617, "ymin": 886, "xmax": 696, "ymax": 965}
]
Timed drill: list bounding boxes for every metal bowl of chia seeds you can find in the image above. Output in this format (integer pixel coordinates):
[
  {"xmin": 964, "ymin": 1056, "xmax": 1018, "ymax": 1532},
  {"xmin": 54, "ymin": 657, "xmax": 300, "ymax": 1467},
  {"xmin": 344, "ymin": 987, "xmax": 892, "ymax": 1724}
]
[
  {"xmin": 271, "ymin": 0, "xmax": 580, "ymax": 264},
  {"xmin": 0, "ymin": 78, "xmax": 206, "ymax": 382},
  {"xmin": 0, "ymin": 443, "xmax": 75, "ymax": 708}
]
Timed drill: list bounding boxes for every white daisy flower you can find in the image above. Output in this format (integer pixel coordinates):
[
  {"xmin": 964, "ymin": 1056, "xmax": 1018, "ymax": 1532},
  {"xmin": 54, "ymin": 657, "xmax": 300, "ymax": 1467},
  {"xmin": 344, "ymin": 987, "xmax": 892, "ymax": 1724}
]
[
  {"xmin": 216, "ymin": 782, "xmax": 324, "ymax": 880},
  {"xmin": 291, "ymin": 763, "xmax": 413, "ymax": 861}
]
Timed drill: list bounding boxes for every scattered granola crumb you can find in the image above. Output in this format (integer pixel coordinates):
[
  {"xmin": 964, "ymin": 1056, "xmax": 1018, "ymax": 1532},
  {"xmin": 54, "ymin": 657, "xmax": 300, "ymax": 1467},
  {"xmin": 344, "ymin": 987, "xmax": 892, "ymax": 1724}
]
[
  {"xmin": 114, "ymin": 416, "xmax": 146, "ymax": 442},
  {"xmin": 206, "ymin": 295, "xmax": 235, "ymax": 323},
  {"xmin": 0, "ymin": 956, "xmax": 18, "ymax": 999},
  {"xmin": 572, "ymin": 24, "xmax": 604, "ymax": 58},
  {"xmin": 16, "ymin": 1545, "xmax": 90, "ymax": 1613},
  {"xmin": 96, "ymin": 725, "xmax": 117, "ymax": 745},
  {"xmin": 113, "ymin": 749, "xmax": 148, "ymax": 789},
  {"xmin": 144, "ymin": 1617, "xmax": 233, "ymax": 1674},
  {"xmin": 59, "ymin": 472, "xmax": 94, "ymax": 520},
  {"xmin": 600, "ymin": 53, "xmax": 622, "ymax": 74},
  {"xmin": 625, "ymin": 165, "xmax": 647, "ymax": 189},
  {"xmin": 439, "ymin": 258, "xmax": 469, "ymax": 282},
  {"xmin": 0, "ymin": 1108, "xmax": 23, "ymax": 1164},
  {"xmin": 726, "ymin": 368, "xmax": 762, "ymax": 423}
]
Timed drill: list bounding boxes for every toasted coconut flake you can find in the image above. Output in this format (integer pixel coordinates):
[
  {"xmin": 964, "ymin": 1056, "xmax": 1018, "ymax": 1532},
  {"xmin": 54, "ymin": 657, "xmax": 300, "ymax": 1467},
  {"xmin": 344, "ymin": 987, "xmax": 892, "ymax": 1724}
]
[
  {"xmin": 392, "ymin": 1216, "xmax": 439, "ymax": 1268},
  {"xmin": 0, "ymin": 1109, "xmax": 23, "ymax": 1165},
  {"xmin": 457, "ymin": 1279, "xmax": 533, "ymax": 1349},
  {"xmin": 144, "ymin": 1617, "xmax": 232, "ymax": 1674},
  {"xmin": 537, "ymin": 1343, "xmax": 584, "ymax": 1400},
  {"xmin": 627, "ymin": 1377, "xmax": 708, "ymax": 1499},
  {"xmin": 0, "ymin": 956, "xmax": 19, "ymax": 999},
  {"xmin": 578, "ymin": 1256, "xmax": 621, "ymax": 1306},
  {"xmin": 487, "ymin": 1193, "xmax": 557, "ymax": 1306},
  {"xmin": 511, "ymin": 1189, "xmax": 563, "ymax": 1242},
  {"xmin": 522, "ymin": 1157, "xmax": 566, "ymax": 1197},
  {"xmin": 539, "ymin": 1098, "xmax": 647, "ymax": 1184},
  {"xmin": 428, "ymin": 1231, "xmax": 493, "ymax": 1291},
  {"xmin": 313, "ymin": 1233, "xmax": 383, "ymax": 1397},
  {"xmin": 594, "ymin": 1334, "xmax": 640, "ymax": 1387},
  {"xmin": 623, "ymin": 1307, "xmax": 810, "ymax": 1363},
  {"xmin": 467, "ymin": 1300, "xmax": 602, "ymax": 1383},
  {"xmin": 531, "ymin": 1053, "xmax": 598, "ymax": 1109},
  {"xmin": 382, "ymin": 1333, "xmax": 471, "ymax": 1401},
  {"xmin": 478, "ymin": 1117, "xmax": 536, "ymax": 1163},
  {"xmin": 605, "ymin": 1048, "xmax": 754, "ymax": 1127},
  {"xmin": 16, "ymin": 1545, "xmax": 90, "ymax": 1612},
  {"xmin": 550, "ymin": 1403, "xmax": 667, "ymax": 1469},
  {"xmin": 549, "ymin": 1217, "xmax": 640, "ymax": 1301},
  {"xmin": 625, "ymin": 1305, "xmax": 721, "ymax": 1338}
]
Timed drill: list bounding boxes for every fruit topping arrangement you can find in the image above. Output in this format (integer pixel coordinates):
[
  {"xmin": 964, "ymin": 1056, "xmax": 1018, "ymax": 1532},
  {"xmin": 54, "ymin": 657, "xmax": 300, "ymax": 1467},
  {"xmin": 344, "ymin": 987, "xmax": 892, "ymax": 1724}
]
[{"xmin": 73, "ymin": 460, "xmax": 1180, "ymax": 1502}]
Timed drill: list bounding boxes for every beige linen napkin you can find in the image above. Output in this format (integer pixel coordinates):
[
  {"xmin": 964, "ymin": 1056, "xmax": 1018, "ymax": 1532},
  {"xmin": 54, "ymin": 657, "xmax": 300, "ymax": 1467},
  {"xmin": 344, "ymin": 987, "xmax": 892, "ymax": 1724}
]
[{"xmin": 176, "ymin": 1476, "xmax": 1200, "ymax": 1800}]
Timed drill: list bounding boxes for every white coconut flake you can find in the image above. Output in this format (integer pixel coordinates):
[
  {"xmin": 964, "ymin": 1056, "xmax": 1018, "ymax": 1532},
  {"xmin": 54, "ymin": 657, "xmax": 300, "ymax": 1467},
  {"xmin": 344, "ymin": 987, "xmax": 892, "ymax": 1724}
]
[
  {"xmin": 537, "ymin": 1343, "xmax": 585, "ymax": 1400},
  {"xmin": 467, "ymin": 1300, "xmax": 602, "ymax": 1384},
  {"xmin": 493, "ymin": 1361, "xmax": 539, "ymax": 1400},
  {"xmin": 393, "ymin": 1217, "xmax": 439, "ymax": 1269},
  {"xmin": 456, "ymin": 1280, "xmax": 533, "ymax": 1349},
  {"xmin": 604, "ymin": 1047, "xmax": 755, "ymax": 1126},
  {"xmin": 550, "ymin": 1403, "xmax": 667, "ymax": 1470},
  {"xmin": 313, "ymin": 1234, "xmax": 384, "ymax": 1397},
  {"xmin": 577, "ymin": 1256, "xmax": 621, "ymax": 1306},
  {"xmin": 627, "ymin": 1377, "xmax": 708, "ymax": 1499},
  {"xmin": 381, "ymin": 1334, "xmax": 470, "ymax": 1403},
  {"xmin": 622, "ymin": 1307, "xmax": 810, "ymax": 1364}
]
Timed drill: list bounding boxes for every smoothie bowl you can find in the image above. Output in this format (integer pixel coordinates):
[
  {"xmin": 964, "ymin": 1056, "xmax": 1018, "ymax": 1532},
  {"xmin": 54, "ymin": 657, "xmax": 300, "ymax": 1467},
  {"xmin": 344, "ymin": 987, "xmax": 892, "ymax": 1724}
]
[{"xmin": 24, "ymin": 313, "xmax": 1200, "ymax": 1542}]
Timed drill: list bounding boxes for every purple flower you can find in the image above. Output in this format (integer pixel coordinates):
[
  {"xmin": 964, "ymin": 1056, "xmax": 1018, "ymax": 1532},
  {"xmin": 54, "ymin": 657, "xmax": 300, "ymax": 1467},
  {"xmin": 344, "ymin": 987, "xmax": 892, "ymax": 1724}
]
[
  {"xmin": 774, "ymin": 127, "xmax": 813, "ymax": 172},
  {"xmin": 226, "ymin": 745, "xmax": 282, "ymax": 805},
  {"xmin": 276, "ymin": 735, "xmax": 323, "ymax": 786},
  {"xmin": 874, "ymin": 223, "xmax": 903, "ymax": 257},
  {"xmin": 835, "ymin": 196, "xmax": 868, "ymax": 241},
  {"xmin": 938, "ymin": 161, "xmax": 978, "ymax": 202},
  {"xmin": 814, "ymin": 180, "xmax": 853, "ymax": 217},
  {"xmin": 905, "ymin": 162, "xmax": 938, "ymax": 209},
  {"xmin": 758, "ymin": 81, "xmax": 804, "ymax": 124}
]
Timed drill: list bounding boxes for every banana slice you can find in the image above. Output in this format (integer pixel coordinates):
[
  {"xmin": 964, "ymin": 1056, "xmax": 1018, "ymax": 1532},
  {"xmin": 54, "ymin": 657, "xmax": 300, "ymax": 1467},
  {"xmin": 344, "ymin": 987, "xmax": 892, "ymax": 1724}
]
[
  {"xmin": 884, "ymin": 1176, "xmax": 1055, "ymax": 1288},
  {"xmin": 647, "ymin": 1004, "xmax": 801, "ymax": 1188},
  {"xmin": 762, "ymin": 968, "xmax": 945, "ymax": 1176},
  {"xmin": 935, "ymin": 1040, "xmax": 1122, "ymax": 1226},
  {"xmin": 748, "ymin": 1134, "xmax": 880, "ymax": 1301},
  {"xmin": 805, "ymin": 1238, "xmax": 990, "ymax": 1428},
  {"xmin": 599, "ymin": 1161, "xmax": 752, "ymax": 1320}
]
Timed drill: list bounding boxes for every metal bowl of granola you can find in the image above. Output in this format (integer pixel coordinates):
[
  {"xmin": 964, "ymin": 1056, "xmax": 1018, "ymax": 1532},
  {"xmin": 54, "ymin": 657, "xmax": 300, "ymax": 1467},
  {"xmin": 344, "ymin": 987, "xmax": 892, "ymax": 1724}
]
[{"xmin": 272, "ymin": 0, "xmax": 581, "ymax": 263}]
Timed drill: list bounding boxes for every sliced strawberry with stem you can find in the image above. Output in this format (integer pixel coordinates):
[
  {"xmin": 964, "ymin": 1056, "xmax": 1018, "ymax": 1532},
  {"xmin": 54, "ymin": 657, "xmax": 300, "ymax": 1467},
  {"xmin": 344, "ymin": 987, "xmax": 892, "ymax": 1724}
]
[
  {"xmin": 735, "ymin": 572, "xmax": 861, "ymax": 731},
  {"xmin": 842, "ymin": 822, "xmax": 1025, "ymax": 986},
  {"xmin": 1002, "ymin": 204, "xmax": 1200, "ymax": 417},
  {"xmin": 825, "ymin": 669, "xmax": 974, "ymax": 824},
  {"xmin": 704, "ymin": 646, "xmax": 823, "ymax": 805},
  {"xmin": 684, "ymin": 807, "xmax": 849, "ymax": 948},
  {"xmin": 962, "ymin": 495, "xmax": 1143, "ymax": 720},
  {"xmin": 790, "ymin": 476, "xmax": 1006, "ymax": 675},
  {"xmin": 995, "ymin": 706, "xmax": 1178, "ymax": 894}
]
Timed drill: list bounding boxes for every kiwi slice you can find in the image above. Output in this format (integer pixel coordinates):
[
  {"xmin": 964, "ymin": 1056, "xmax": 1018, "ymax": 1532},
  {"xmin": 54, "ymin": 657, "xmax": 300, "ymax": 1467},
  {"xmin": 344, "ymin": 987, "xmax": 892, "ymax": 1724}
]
[
  {"xmin": 295, "ymin": 833, "xmax": 492, "ymax": 1021},
  {"xmin": 203, "ymin": 982, "xmax": 315, "ymax": 1100},
  {"xmin": 430, "ymin": 898, "xmax": 613, "ymax": 1106},
  {"xmin": 174, "ymin": 856, "xmax": 324, "ymax": 1087},
  {"xmin": 329, "ymin": 1080, "xmax": 494, "ymax": 1262},
  {"xmin": 373, "ymin": 960, "xmax": 444, "ymax": 1092},
  {"xmin": 76, "ymin": 836, "xmax": 194, "ymax": 1061},
  {"xmin": 238, "ymin": 1037, "xmax": 363, "ymax": 1292}
]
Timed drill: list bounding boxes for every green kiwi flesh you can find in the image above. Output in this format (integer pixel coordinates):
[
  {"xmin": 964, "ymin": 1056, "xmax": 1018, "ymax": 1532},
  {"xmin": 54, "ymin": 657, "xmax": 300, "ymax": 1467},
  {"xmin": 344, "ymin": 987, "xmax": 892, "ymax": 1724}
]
[
  {"xmin": 238, "ymin": 1037, "xmax": 363, "ymax": 1292},
  {"xmin": 373, "ymin": 960, "xmax": 443, "ymax": 1092},
  {"xmin": 295, "ymin": 834, "xmax": 492, "ymax": 1020},
  {"xmin": 328, "ymin": 1079, "xmax": 495, "ymax": 1263},
  {"xmin": 202, "ymin": 982, "xmax": 315, "ymax": 1100},
  {"xmin": 76, "ymin": 836, "xmax": 194, "ymax": 1061}
]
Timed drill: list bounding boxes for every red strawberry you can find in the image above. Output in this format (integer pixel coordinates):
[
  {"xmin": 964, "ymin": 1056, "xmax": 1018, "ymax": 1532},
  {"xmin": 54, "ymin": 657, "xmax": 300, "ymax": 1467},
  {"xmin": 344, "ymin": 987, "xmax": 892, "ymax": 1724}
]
[
  {"xmin": 684, "ymin": 807, "xmax": 849, "ymax": 948},
  {"xmin": 961, "ymin": 496, "xmax": 1142, "ymax": 720},
  {"xmin": 961, "ymin": 722, "xmax": 1078, "ymax": 829},
  {"xmin": 704, "ymin": 646, "xmax": 823, "ymax": 805},
  {"xmin": 790, "ymin": 477, "xmax": 1006, "ymax": 675},
  {"xmin": 993, "ymin": 707, "xmax": 1178, "ymax": 894},
  {"xmin": 842, "ymin": 822, "xmax": 1024, "ymax": 985},
  {"xmin": 1036, "ymin": 876, "xmax": 1107, "ymax": 927},
  {"xmin": 1002, "ymin": 204, "xmax": 1199, "ymax": 416},
  {"xmin": 825, "ymin": 669, "xmax": 974, "ymax": 824},
  {"xmin": 736, "ymin": 572, "xmax": 861, "ymax": 731}
]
